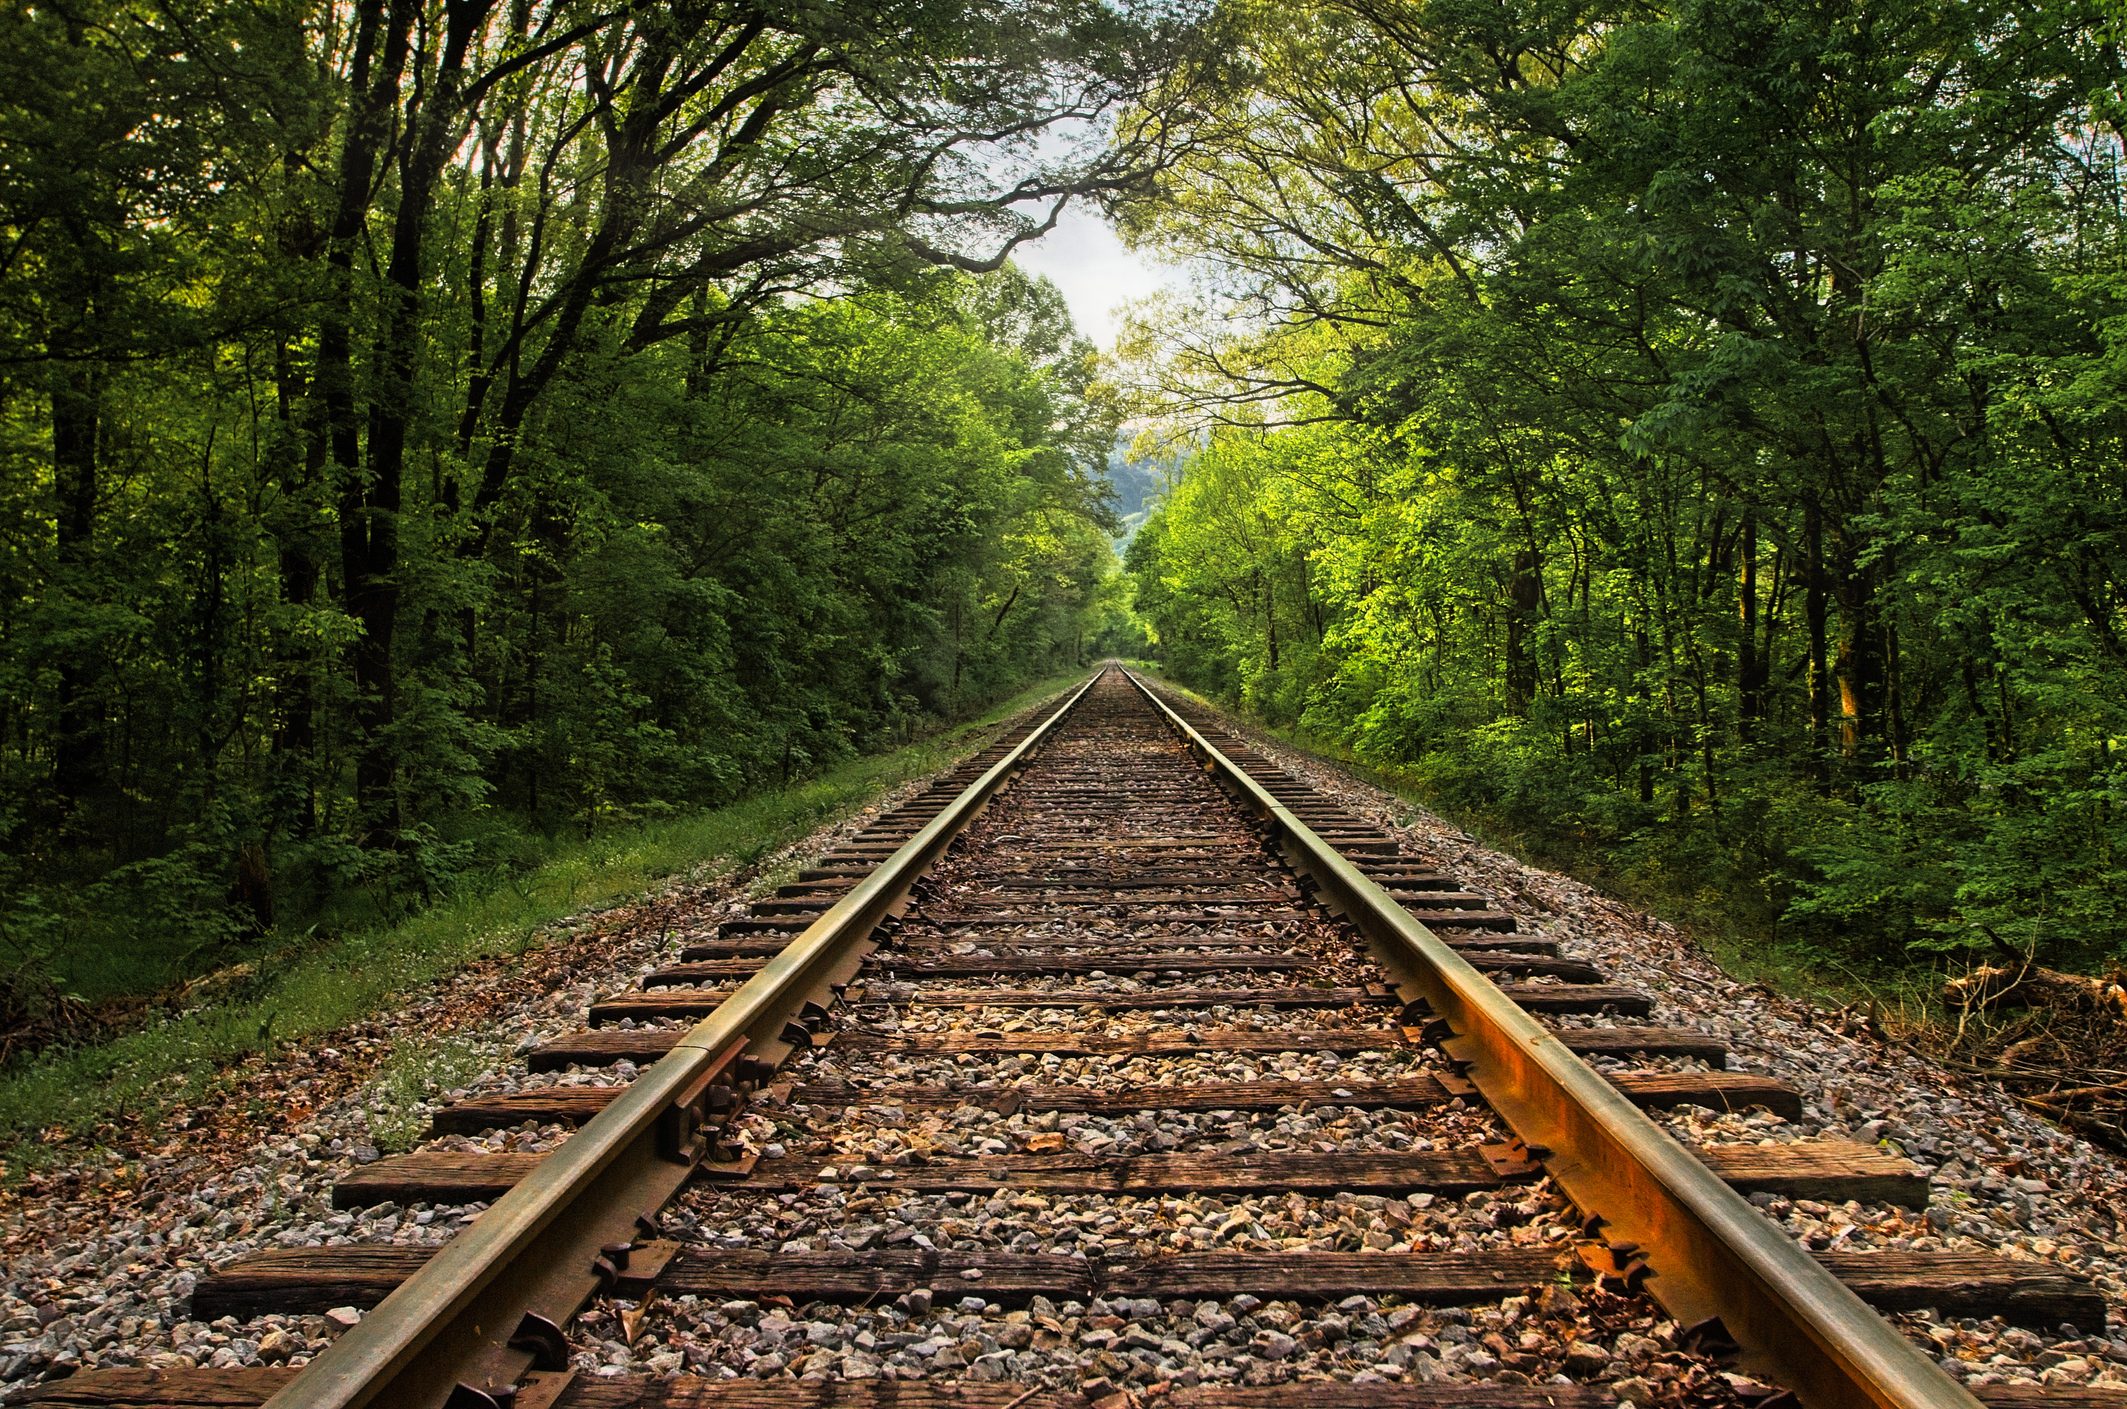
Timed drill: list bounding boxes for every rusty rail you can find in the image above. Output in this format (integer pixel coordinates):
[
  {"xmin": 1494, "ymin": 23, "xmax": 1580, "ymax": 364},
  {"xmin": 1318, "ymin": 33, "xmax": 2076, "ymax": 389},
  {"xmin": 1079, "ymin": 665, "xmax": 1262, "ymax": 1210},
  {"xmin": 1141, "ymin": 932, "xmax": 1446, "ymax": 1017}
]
[
  {"xmin": 1122, "ymin": 669, "xmax": 1982, "ymax": 1409},
  {"xmin": 264, "ymin": 670, "xmax": 1107, "ymax": 1409}
]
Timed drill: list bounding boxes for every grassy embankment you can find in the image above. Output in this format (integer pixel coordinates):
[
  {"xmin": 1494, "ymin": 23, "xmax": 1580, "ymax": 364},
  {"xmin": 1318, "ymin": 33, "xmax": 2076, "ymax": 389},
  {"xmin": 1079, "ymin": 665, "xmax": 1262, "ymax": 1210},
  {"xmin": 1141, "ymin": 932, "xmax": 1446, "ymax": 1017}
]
[{"xmin": 0, "ymin": 672, "xmax": 1086, "ymax": 1170}]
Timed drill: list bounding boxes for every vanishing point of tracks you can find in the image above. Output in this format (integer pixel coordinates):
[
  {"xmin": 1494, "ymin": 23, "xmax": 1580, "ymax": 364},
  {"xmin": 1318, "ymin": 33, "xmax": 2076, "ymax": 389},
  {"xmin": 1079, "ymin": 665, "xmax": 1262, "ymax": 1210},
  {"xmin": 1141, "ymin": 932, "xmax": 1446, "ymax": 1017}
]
[{"xmin": 18, "ymin": 668, "xmax": 2117, "ymax": 1409}]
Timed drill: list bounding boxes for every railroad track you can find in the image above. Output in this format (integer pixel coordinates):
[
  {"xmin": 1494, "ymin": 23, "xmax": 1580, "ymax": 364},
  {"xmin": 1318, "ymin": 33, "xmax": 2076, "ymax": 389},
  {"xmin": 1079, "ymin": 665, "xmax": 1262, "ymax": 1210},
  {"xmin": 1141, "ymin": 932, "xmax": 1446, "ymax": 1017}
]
[{"xmin": 15, "ymin": 668, "xmax": 2118, "ymax": 1409}]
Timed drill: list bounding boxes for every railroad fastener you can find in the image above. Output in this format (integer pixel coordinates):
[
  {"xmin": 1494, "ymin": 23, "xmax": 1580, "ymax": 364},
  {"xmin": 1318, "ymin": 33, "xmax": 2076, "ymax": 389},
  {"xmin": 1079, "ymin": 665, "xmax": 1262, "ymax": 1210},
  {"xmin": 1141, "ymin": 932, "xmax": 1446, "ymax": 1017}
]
[
  {"xmin": 657, "ymin": 1038, "xmax": 748, "ymax": 1162},
  {"xmin": 443, "ymin": 1370, "xmax": 576, "ymax": 1409},
  {"xmin": 655, "ymin": 1106, "xmax": 699, "ymax": 1164},
  {"xmin": 506, "ymin": 1309, "xmax": 571, "ymax": 1370},
  {"xmin": 780, "ymin": 998, "xmax": 835, "ymax": 1048},
  {"xmin": 1682, "ymin": 1313, "xmax": 1743, "ymax": 1359},
  {"xmin": 1479, "ymin": 1137, "xmax": 1547, "ymax": 1178},
  {"xmin": 616, "ymin": 1236, "xmax": 682, "ymax": 1284},
  {"xmin": 697, "ymin": 1148, "xmax": 761, "ymax": 1179},
  {"xmin": 590, "ymin": 1244, "xmax": 630, "ymax": 1292}
]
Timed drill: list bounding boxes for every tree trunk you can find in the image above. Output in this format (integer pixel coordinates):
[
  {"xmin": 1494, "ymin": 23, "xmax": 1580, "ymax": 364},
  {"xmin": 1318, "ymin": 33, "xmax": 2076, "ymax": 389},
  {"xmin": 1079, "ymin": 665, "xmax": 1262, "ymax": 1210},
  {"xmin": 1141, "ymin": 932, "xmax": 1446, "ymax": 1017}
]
[
  {"xmin": 1262, "ymin": 571, "xmax": 1279, "ymax": 672},
  {"xmin": 312, "ymin": 0, "xmax": 410, "ymax": 837},
  {"xmin": 1299, "ymin": 553, "xmax": 1326, "ymax": 641},
  {"xmin": 49, "ymin": 290, "xmax": 102, "ymax": 814},
  {"xmin": 1504, "ymin": 547, "xmax": 1540, "ymax": 715},
  {"xmin": 1737, "ymin": 511, "xmax": 1765, "ymax": 745},
  {"xmin": 989, "ymin": 583, "xmax": 1021, "ymax": 636},
  {"xmin": 1880, "ymin": 547, "xmax": 1908, "ymax": 769},
  {"xmin": 1832, "ymin": 547, "xmax": 1879, "ymax": 769},
  {"xmin": 1804, "ymin": 499, "xmax": 1830, "ymax": 776},
  {"xmin": 341, "ymin": 0, "xmax": 486, "ymax": 837},
  {"xmin": 1635, "ymin": 624, "xmax": 1655, "ymax": 806},
  {"xmin": 950, "ymin": 598, "xmax": 963, "ymax": 712},
  {"xmin": 270, "ymin": 334, "xmax": 324, "ymax": 826}
]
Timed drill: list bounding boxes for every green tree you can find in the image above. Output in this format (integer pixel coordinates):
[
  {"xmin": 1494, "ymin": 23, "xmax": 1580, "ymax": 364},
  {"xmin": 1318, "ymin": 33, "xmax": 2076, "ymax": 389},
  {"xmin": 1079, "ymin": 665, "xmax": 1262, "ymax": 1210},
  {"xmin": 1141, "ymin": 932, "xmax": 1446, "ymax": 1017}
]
[
  {"xmin": 1122, "ymin": 0, "xmax": 2127, "ymax": 969},
  {"xmin": 0, "ymin": 0, "xmax": 1180, "ymax": 1025}
]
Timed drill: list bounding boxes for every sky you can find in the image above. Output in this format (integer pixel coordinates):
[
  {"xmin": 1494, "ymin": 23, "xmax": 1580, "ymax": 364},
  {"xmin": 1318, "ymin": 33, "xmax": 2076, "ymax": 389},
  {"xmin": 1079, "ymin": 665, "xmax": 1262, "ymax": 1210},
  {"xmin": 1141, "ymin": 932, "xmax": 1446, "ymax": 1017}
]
[{"xmin": 1010, "ymin": 203, "xmax": 1185, "ymax": 352}]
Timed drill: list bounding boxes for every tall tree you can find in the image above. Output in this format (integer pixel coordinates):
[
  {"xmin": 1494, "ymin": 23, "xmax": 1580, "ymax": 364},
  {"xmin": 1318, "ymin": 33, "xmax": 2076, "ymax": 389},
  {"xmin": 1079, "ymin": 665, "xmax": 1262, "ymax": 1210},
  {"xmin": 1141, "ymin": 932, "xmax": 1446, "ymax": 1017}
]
[
  {"xmin": 0, "ymin": 0, "xmax": 1180, "ymax": 1016},
  {"xmin": 1122, "ymin": 0, "xmax": 2127, "ymax": 967}
]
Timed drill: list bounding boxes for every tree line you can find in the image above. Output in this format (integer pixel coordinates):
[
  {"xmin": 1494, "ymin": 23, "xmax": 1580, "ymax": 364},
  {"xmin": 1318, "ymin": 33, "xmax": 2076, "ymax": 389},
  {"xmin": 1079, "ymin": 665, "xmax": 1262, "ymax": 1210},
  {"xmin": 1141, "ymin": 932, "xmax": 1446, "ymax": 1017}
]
[
  {"xmin": 1, "ymin": 0, "xmax": 1190, "ymax": 1016},
  {"xmin": 1122, "ymin": 0, "xmax": 2127, "ymax": 970}
]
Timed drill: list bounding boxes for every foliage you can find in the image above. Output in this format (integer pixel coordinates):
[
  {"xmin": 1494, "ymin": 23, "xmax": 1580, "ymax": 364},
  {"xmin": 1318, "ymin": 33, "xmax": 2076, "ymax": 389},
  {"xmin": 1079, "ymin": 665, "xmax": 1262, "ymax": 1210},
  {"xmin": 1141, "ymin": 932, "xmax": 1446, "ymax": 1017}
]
[
  {"xmin": 0, "ymin": 0, "xmax": 1191, "ymax": 1023},
  {"xmin": 365, "ymin": 1035, "xmax": 490, "ymax": 1154},
  {"xmin": 1120, "ymin": 0, "xmax": 2127, "ymax": 974}
]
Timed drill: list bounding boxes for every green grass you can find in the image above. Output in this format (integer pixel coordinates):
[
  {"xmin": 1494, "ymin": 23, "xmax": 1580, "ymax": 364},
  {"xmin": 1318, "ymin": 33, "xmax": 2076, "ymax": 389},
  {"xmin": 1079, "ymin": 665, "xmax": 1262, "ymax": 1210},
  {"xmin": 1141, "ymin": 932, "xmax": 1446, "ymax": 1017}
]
[
  {"xmin": 0, "ymin": 672, "xmax": 1085, "ymax": 1174},
  {"xmin": 365, "ymin": 1035, "xmax": 491, "ymax": 1154}
]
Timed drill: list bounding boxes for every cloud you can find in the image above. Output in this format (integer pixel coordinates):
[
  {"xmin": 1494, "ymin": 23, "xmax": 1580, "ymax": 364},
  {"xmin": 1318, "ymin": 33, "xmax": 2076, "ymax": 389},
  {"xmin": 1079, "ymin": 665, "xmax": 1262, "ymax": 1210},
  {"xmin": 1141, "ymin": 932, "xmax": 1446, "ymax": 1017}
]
[{"xmin": 1012, "ymin": 205, "xmax": 1185, "ymax": 351}]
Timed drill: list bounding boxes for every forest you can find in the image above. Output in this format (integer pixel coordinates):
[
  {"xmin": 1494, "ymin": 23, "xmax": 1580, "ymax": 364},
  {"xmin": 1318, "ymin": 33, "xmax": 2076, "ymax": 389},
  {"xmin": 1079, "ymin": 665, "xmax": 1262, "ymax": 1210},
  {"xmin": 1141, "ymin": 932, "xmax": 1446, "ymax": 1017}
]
[
  {"xmin": 3, "ymin": 0, "xmax": 2124, "ymax": 1071},
  {"xmin": 1121, "ymin": 0, "xmax": 2127, "ymax": 982},
  {"xmin": 0, "ymin": 0, "xmax": 1184, "ymax": 1041}
]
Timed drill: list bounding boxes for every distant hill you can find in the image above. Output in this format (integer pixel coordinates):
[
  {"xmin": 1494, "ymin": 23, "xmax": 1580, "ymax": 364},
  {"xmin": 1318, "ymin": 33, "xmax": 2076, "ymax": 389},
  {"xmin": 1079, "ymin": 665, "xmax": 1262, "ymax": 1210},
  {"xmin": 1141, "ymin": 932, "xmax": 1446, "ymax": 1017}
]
[{"xmin": 1102, "ymin": 438, "xmax": 1178, "ymax": 549}]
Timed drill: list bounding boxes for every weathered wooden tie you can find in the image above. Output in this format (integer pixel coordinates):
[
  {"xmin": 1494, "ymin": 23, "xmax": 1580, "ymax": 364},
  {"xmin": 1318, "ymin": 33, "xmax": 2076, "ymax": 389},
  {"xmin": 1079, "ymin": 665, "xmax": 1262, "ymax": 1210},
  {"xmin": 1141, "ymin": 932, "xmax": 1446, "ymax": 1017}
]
[
  {"xmin": 429, "ymin": 1067, "xmax": 1799, "ymax": 1136},
  {"xmin": 188, "ymin": 1243, "xmax": 2102, "ymax": 1331},
  {"xmin": 529, "ymin": 1020, "xmax": 1720, "ymax": 1069},
  {"xmin": 330, "ymin": 1137, "xmax": 1923, "ymax": 1209}
]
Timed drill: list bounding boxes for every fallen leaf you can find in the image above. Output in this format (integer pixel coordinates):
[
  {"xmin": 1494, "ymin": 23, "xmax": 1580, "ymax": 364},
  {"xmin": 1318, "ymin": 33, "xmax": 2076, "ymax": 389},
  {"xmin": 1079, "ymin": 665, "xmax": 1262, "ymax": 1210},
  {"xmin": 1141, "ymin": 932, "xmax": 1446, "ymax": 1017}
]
[{"xmin": 619, "ymin": 1289, "xmax": 659, "ymax": 1345}]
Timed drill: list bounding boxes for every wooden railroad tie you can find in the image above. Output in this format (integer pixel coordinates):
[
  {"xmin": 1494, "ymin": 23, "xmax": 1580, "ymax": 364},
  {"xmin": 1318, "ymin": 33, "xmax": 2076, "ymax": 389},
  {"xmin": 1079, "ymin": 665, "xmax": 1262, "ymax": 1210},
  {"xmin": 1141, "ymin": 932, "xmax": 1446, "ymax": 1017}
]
[
  {"xmin": 429, "ymin": 1069, "xmax": 1803, "ymax": 1138},
  {"xmin": 187, "ymin": 1243, "xmax": 2106, "ymax": 1333},
  {"xmin": 702, "ymin": 933, "xmax": 1571, "ymax": 956},
  {"xmin": 529, "ymin": 1021, "xmax": 1713, "ymax": 1069},
  {"xmin": 328, "ymin": 1138, "xmax": 1928, "ymax": 1211}
]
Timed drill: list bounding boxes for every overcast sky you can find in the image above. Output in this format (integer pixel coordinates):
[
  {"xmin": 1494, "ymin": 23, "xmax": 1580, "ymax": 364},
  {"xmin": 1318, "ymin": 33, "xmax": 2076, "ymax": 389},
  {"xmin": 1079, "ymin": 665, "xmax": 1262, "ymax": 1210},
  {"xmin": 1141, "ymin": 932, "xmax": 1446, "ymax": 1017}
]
[{"xmin": 1011, "ymin": 203, "xmax": 1186, "ymax": 351}]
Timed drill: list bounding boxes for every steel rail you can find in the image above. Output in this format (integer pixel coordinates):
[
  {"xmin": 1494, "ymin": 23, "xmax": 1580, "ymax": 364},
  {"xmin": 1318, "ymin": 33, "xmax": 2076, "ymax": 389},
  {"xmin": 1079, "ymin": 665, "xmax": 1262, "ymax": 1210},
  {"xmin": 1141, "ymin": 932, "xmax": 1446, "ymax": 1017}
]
[
  {"xmin": 1123, "ymin": 670, "xmax": 1981, "ymax": 1409},
  {"xmin": 266, "ymin": 668, "xmax": 1108, "ymax": 1409}
]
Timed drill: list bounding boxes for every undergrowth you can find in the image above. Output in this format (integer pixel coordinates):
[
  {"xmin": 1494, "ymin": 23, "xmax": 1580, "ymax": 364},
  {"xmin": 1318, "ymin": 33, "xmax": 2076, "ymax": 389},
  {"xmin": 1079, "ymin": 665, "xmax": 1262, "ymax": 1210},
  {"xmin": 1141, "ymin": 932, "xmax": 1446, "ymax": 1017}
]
[{"xmin": 366, "ymin": 1036, "xmax": 489, "ymax": 1154}]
